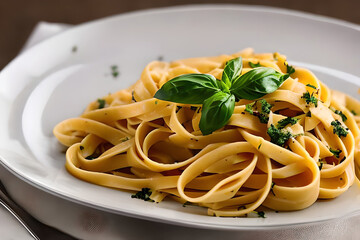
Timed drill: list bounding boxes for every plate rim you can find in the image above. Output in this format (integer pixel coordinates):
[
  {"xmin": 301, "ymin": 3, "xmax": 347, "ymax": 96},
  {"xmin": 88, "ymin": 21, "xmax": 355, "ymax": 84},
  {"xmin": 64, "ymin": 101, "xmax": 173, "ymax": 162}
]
[{"xmin": 1, "ymin": 4, "xmax": 360, "ymax": 230}]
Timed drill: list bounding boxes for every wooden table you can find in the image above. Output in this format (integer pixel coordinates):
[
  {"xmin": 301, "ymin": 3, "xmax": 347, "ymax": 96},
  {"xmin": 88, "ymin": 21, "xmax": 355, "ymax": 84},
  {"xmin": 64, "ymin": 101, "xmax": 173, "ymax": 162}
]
[{"xmin": 0, "ymin": 0, "xmax": 359, "ymax": 69}]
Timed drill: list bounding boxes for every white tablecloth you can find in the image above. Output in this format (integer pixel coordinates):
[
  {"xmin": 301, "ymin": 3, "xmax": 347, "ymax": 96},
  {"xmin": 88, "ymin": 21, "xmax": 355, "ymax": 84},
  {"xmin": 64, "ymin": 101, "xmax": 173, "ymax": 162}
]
[{"xmin": 0, "ymin": 22, "xmax": 360, "ymax": 240}]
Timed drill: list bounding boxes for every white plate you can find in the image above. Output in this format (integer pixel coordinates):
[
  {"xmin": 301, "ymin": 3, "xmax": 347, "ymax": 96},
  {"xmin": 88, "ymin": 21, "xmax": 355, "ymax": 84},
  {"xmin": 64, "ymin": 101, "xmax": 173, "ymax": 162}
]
[{"xmin": 1, "ymin": 5, "xmax": 360, "ymax": 230}]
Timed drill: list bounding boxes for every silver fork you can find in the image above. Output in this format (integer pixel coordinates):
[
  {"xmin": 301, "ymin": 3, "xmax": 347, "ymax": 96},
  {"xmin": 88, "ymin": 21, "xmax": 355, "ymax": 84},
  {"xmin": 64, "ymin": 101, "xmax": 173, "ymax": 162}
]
[{"xmin": 0, "ymin": 180, "xmax": 78, "ymax": 240}]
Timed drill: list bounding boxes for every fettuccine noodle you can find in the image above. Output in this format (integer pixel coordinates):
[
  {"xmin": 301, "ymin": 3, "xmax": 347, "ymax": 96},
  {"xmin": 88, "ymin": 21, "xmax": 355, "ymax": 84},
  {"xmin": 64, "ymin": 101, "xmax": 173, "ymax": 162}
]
[{"xmin": 53, "ymin": 48, "xmax": 360, "ymax": 217}]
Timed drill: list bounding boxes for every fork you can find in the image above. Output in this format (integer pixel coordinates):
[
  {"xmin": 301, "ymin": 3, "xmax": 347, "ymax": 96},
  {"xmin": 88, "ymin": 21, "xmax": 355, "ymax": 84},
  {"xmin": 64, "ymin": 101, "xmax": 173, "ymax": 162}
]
[{"xmin": 0, "ymin": 180, "xmax": 77, "ymax": 240}]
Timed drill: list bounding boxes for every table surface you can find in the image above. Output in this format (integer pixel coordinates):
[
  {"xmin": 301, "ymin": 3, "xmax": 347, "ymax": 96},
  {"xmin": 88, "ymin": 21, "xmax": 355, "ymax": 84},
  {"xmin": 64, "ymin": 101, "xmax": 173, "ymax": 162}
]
[{"xmin": 0, "ymin": 0, "xmax": 360, "ymax": 70}]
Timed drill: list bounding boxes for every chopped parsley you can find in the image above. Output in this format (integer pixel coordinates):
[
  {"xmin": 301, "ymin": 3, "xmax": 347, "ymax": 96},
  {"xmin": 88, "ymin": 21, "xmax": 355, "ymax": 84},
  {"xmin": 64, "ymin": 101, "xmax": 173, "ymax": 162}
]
[
  {"xmin": 245, "ymin": 99, "xmax": 272, "ymax": 124},
  {"xmin": 267, "ymin": 124, "xmax": 293, "ymax": 147},
  {"xmin": 131, "ymin": 188, "xmax": 154, "ymax": 202},
  {"xmin": 285, "ymin": 62, "xmax": 295, "ymax": 75},
  {"xmin": 302, "ymin": 91, "xmax": 318, "ymax": 107},
  {"xmin": 79, "ymin": 145, "xmax": 84, "ymax": 150},
  {"xmin": 258, "ymin": 144, "xmax": 262, "ymax": 150},
  {"xmin": 351, "ymin": 110, "xmax": 357, "ymax": 116},
  {"xmin": 331, "ymin": 120, "xmax": 349, "ymax": 138},
  {"xmin": 330, "ymin": 107, "xmax": 347, "ymax": 122},
  {"xmin": 256, "ymin": 211, "xmax": 266, "ymax": 218},
  {"xmin": 97, "ymin": 98, "xmax": 106, "ymax": 109},
  {"xmin": 261, "ymin": 99, "xmax": 272, "ymax": 114},
  {"xmin": 267, "ymin": 117, "xmax": 297, "ymax": 147},
  {"xmin": 111, "ymin": 65, "xmax": 119, "ymax": 78},
  {"xmin": 276, "ymin": 117, "xmax": 299, "ymax": 129},
  {"xmin": 245, "ymin": 102, "xmax": 255, "ymax": 115},
  {"xmin": 249, "ymin": 62, "xmax": 263, "ymax": 68},
  {"xmin": 318, "ymin": 161, "xmax": 323, "ymax": 170},
  {"xmin": 334, "ymin": 110, "xmax": 347, "ymax": 122},
  {"xmin": 329, "ymin": 148, "xmax": 342, "ymax": 158},
  {"xmin": 306, "ymin": 84, "xmax": 317, "ymax": 89}
]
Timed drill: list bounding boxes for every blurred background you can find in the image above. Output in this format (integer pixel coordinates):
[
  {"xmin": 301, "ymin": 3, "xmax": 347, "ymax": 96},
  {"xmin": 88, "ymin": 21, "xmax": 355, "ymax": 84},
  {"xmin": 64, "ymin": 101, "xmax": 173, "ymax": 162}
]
[{"xmin": 0, "ymin": 0, "xmax": 359, "ymax": 70}]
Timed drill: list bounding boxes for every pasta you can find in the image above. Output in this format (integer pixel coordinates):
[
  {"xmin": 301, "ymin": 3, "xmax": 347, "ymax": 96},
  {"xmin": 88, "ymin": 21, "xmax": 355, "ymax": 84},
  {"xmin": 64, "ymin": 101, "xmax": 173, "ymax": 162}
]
[{"xmin": 53, "ymin": 48, "xmax": 360, "ymax": 217}]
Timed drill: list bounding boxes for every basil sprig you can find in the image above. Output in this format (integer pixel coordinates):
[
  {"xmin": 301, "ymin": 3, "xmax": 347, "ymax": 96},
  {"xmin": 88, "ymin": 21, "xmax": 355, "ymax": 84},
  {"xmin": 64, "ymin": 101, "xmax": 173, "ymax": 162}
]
[{"xmin": 154, "ymin": 57, "xmax": 289, "ymax": 135}]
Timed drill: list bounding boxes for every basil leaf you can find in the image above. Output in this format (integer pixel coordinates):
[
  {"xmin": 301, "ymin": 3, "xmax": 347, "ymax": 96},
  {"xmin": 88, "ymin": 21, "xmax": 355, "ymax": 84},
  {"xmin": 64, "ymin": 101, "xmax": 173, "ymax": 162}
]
[
  {"xmin": 249, "ymin": 62, "xmax": 262, "ymax": 68},
  {"xmin": 222, "ymin": 57, "xmax": 242, "ymax": 87},
  {"xmin": 199, "ymin": 92, "xmax": 235, "ymax": 135},
  {"xmin": 215, "ymin": 79, "xmax": 230, "ymax": 93},
  {"xmin": 230, "ymin": 67, "xmax": 287, "ymax": 100},
  {"xmin": 154, "ymin": 74, "xmax": 220, "ymax": 104}
]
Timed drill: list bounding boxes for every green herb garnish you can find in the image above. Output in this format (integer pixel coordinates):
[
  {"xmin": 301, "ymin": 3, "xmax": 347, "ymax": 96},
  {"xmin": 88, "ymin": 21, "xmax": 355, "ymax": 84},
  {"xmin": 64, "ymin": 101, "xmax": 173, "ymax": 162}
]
[
  {"xmin": 79, "ymin": 145, "xmax": 84, "ymax": 150},
  {"xmin": 351, "ymin": 110, "xmax": 357, "ymax": 116},
  {"xmin": 199, "ymin": 92, "xmax": 235, "ymax": 135},
  {"xmin": 256, "ymin": 211, "xmax": 266, "ymax": 218},
  {"xmin": 319, "ymin": 161, "xmax": 323, "ymax": 170},
  {"xmin": 331, "ymin": 120, "xmax": 349, "ymax": 138},
  {"xmin": 249, "ymin": 62, "xmax": 263, "ymax": 68},
  {"xmin": 245, "ymin": 102, "xmax": 255, "ymax": 115},
  {"xmin": 302, "ymin": 91, "xmax": 318, "ymax": 107},
  {"xmin": 230, "ymin": 67, "xmax": 287, "ymax": 101},
  {"xmin": 335, "ymin": 110, "xmax": 347, "ymax": 122},
  {"xmin": 222, "ymin": 57, "xmax": 243, "ymax": 87},
  {"xmin": 334, "ymin": 110, "xmax": 347, "ymax": 122},
  {"xmin": 154, "ymin": 57, "xmax": 288, "ymax": 135},
  {"xmin": 267, "ymin": 124, "xmax": 293, "ymax": 147},
  {"xmin": 261, "ymin": 99, "xmax": 272, "ymax": 114},
  {"xmin": 97, "ymin": 98, "xmax": 106, "ymax": 109},
  {"xmin": 329, "ymin": 148, "xmax": 342, "ymax": 158},
  {"xmin": 111, "ymin": 65, "xmax": 119, "ymax": 78},
  {"xmin": 330, "ymin": 107, "xmax": 347, "ymax": 122},
  {"xmin": 276, "ymin": 117, "xmax": 299, "ymax": 129},
  {"xmin": 258, "ymin": 99, "xmax": 272, "ymax": 123},
  {"xmin": 285, "ymin": 62, "xmax": 295, "ymax": 75},
  {"xmin": 306, "ymin": 84, "xmax": 317, "ymax": 89},
  {"xmin": 131, "ymin": 188, "xmax": 154, "ymax": 202},
  {"xmin": 245, "ymin": 99, "xmax": 272, "ymax": 124}
]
